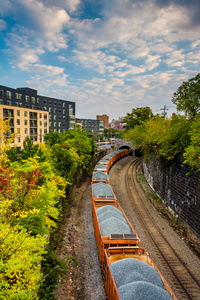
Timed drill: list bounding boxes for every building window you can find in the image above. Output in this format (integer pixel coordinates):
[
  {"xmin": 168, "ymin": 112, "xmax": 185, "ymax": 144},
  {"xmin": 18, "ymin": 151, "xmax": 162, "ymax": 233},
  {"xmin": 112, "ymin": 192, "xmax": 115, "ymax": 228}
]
[
  {"xmin": 25, "ymin": 128, "xmax": 28, "ymax": 134},
  {"xmin": 58, "ymin": 129, "xmax": 61, "ymax": 133},
  {"xmin": 17, "ymin": 128, "xmax": 20, "ymax": 134},
  {"xmin": 44, "ymin": 99, "xmax": 47, "ymax": 105},
  {"xmin": 44, "ymin": 114, "xmax": 47, "ymax": 119},
  {"xmin": 49, "ymin": 115, "xmax": 52, "ymax": 120},
  {"xmin": 0, "ymin": 90, "xmax": 4, "ymax": 97},
  {"xmin": 40, "ymin": 121, "xmax": 42, "ymax": 126},
  {"xmin": 15, "ymin": 93, "xmax": 19, "ymax": 99},
  {"xmin": 49, "ymin": 122, "xmax": 52, "ymax": 127},
  {"xmin": 19, "ymin": 94, "xmax": 22, "ymax": 100},
  {"xmin": 39, "ymin": 113, "xmax": 42, "ymax": 118},
  {"xmin": 49, "ymin": 100, "xmax": 52, "ymax": 105},
  {"xmin": 25, "ymin": 95, "xmax": 30, "ymax": 102},
  {"xmin": 54, "ymin": 108, "xmax": 57, "ymax": 113},
  {"xmin": 17, "ymin": 137, "xmax": 20, "ymax": 143},
  {"xmin": 63, "ymin": 109, "xmax": 65, "ymax": 114},
  {"xmin": 58, "ymin": 122, "xmax": 61, "ymax": 127},
  {"xmin": 17, "ymin": 110, "xmax": 20, "ymax": 116},
  {"xmin": 49, "ymin": 107, "xmax": 52, "ymax": 112},
  {"xmin": 31, "ymin": 97, "xmax": 35, "ymax": 103},
  {"xmin": 44, "ymin": 121, "xmax": 47, "ymax": 127},
  {"xmin": 37, "ymin": 98, "xmax": 40, "ymax": 103},
  {"xmin": 54, "ymin": 122, "xmax": 56, "ymax": 127},
  {"xmin": 7, "ymin": 91, "xmax": 12, "ymax": 99},
  {"xmin": 54, "ymin": 115, "xmax": 56, "ymax": 120},
  {"xmin": 32, "ymin": 105, "xmax": 35, "ymax": 109},
  {"xmin": 0, "ymin": 99, "xmax": 3, "ymax": 104},
  {"xmin": 17, "ymin": 119, "xmax": 20, "ymax": 125},
  {"xmin": 69, "ymin": 104, "xmax": 73, "ymax": 116},
  {"xmin": 58, "ymin": 102, "xmax": 61, "ymax": 107},
  {"xmin": 24, "ymin": 111, "xmax": 27, "ymax": 117},
  {"xmin": 44, "ymin": 129, "xmax": 47, "ymax": 134},
  {"xmin": 63, "ymin": 102, "xmax": 65, "ymax": 108}
]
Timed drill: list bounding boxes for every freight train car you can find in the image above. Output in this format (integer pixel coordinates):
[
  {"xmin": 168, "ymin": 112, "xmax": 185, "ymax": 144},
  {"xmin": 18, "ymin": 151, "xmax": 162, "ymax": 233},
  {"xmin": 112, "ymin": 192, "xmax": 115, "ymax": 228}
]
[
  {"xmin": 103, "ymin": 248, "xmax": 177, "ymax": 300},
  {"xmin": 91, "ymin": 148, "xmax": 178, "ymax": 300},
  {"xmin": 92, "ymin": 170, "xmax": 109, "ymax": 184},
  {"xmin": 92, "ymin": 202, "xmax": 140, "ymax": 267},
  {"xmin": 91, "ymin": 182, "xmax": 117, "ymax": 204}
]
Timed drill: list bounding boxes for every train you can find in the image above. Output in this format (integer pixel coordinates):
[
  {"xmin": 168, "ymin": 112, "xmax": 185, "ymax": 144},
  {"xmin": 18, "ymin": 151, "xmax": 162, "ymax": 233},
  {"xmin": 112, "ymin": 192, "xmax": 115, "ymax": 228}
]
[{"xmin": 91, "ymin": 149, "xmax": 178, "ymax": 300}]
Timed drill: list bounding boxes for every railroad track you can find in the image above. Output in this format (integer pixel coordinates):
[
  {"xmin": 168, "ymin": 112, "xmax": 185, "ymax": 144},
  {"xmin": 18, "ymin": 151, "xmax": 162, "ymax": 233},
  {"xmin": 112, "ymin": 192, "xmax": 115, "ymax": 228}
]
[{"xmin": 125, "ymin": 157, "xmax": 200, "ymax": 300}]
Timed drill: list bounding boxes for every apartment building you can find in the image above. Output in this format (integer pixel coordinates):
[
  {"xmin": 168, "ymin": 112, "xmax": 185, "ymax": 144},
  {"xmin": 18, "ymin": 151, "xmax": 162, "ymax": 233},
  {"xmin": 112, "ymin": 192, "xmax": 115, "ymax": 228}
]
[
  {"xmin": 0, "ymin": 105, "xmax": 49, "ymax": 149},
  {"xmin": 96, "ymin": 114, "xmax": 109, "ymax": 129},
  {"xmin": 75, "ymin": 118, "xmax": 105, "ymax": 134},
  {"xmin": 0, "ymin": 85, "xmax": 76, "ymax": 148}
]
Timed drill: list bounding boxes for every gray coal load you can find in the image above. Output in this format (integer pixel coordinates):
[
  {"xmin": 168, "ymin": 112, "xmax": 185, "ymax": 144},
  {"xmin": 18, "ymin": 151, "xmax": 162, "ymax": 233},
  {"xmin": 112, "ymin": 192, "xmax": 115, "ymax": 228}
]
[
  {"xmin": 110, "ymin": 258, "xmax": 173, "ymax": 300},
  {"xmin": 118, "ymin": 281, "xmax": 173, "ymax": 300},
  {"xmin": 96, "ymin": 206, "xmax": 132, "ymax": 237}
]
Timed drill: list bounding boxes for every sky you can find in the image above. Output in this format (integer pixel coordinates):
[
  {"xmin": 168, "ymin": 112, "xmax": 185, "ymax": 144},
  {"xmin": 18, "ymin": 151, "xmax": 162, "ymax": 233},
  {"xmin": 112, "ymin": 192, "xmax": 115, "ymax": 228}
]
[{"xmin": 0, "ymin": 0, "xmax": 200, "ymax": 122}]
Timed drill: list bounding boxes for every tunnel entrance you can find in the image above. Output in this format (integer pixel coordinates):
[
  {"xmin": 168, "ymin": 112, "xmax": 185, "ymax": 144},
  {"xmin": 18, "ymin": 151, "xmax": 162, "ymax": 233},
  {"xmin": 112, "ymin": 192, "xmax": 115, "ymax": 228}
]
[{"xmin": 119, "ymin": 145, "xmax": 134, "ymax": 156}]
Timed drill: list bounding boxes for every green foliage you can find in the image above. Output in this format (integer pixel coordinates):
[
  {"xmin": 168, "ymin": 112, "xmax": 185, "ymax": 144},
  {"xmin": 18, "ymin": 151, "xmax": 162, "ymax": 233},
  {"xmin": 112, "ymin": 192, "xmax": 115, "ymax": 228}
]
[
  {"xmin": 44, "ymin": 131, "xmax": 65, "ymax": 147},
  {"xmin": 124, "ymin": 115, "xmax": 191, "ymax": 161},
  {"xmin": 38, "ymin": 249, "xmax": 67, "ymax": 300},
  {"xmin": 183, "ymin": 115, "xmax": 200, "ymax": 171},
  {"xmin": 158, "ymin": 115, "xmax": 191, "ymax": 160},
  {"xmin": 172, "ymin": 73, "xmax": 200, "ymax": 119},
  {"xmin": 0, "ymin": 223, "xmax": 47, "ymax": 300},
  {"xmin": 1, "ymin": 127, "xmax": 96, "ymax": 299},
  {"xmin": 122, "ymin": 107, "xmax": 153, "ymax": 130},
  {"xmin": 64, "ymin": 129, "xmax": 92, "ymax": 167},
  {"xmin": 103, "ymin": 128, "xmax": 122, "ymax": 139},
  {"xmin": 50, "ymin": 142, "xmax": 79, "ymax": 181}
]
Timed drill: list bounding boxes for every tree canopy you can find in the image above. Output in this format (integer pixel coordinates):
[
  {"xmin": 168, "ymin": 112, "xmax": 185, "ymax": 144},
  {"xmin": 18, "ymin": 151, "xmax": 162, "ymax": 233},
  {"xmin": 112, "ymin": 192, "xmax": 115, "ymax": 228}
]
[
  {"xmin": 122, "ymin": 107, "xmax": 153, "ymax": 130},
  {"xmin": 172, "ymin": 73, "xmax": 200, "ymax": 118}
]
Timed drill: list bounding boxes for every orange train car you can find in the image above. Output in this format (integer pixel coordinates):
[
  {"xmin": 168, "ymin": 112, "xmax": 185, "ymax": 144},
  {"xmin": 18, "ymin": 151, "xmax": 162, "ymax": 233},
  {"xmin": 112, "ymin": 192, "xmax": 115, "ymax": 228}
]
[
  {"xmin": 92, "ymin": 202, "xmax": 140, "ymax": 268},
  {"xmin": 103, "ymin": 247, "xmax": 178, "ymax": 300},
  {"xmin": 98, "ymin": 158, "xmax": 112, "ymax": 170},
  {"xmin": 91, "ymin": 182, "xmax": 117, "ymax": 205},
  {"xmin": 103, "ymin": 153, "xmax": 115, "ymax": 166},
  {"xmin": 94, "ymin": 162, "xmax": 109, "ymax": 173},
  {"xmin": 92, "ymin": 170, "xmax": 109, "ymax": 184}
]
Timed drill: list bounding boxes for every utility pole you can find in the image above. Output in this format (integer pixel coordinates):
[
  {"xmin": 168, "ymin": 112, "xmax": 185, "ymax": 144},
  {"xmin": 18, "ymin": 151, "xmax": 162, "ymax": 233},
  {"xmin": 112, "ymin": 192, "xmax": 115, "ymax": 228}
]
[{"xmin": 160, "ymin": 105, "xmax": 168, "ymax": 118}]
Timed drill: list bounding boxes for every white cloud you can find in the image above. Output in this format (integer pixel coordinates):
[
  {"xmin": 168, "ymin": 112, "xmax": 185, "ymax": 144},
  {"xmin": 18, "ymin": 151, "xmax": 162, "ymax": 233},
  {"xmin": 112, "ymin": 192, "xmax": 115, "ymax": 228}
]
[
  {"xmin": 43, "ymin": 0, "xmax": 81, "ymax": 13},
  {"xmin": 191, "ymin": 40, "xmax": 200, "ymax": 48},
  {"xmin": 0, "ymin": 19, "xmax": 7, "ymax": 30},
  {"xmin": 58, "ymin": 55, "xmax": 70, "ymax": 62},
  {"xmin": 165, "ymin": 50, "xmax": 186, "ymax": 67}
]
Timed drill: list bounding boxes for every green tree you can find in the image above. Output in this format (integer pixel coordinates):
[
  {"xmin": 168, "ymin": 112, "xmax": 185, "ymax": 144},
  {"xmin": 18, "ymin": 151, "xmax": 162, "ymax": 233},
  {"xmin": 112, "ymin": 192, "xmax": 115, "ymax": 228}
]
[
  {"xmin": 183, "ymin": 115, "xmax": 200, "ymax": 171},
  {"xmin": 172, "ymin": 73, "xmax": 200, "ymax": 118},
  {"xmin": 122, "ymin": 107, "xmax": 153, "ymax": 130},
  {"xmin": 124, "ymin": 115, "xmax": 191, "ymax": 161}
]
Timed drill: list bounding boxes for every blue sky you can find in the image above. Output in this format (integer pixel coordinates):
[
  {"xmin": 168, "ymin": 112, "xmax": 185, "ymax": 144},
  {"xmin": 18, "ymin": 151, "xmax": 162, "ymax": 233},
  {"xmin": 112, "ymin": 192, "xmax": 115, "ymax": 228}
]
[{"xmin": 0, "ymin": 0, "xmax": 200, "ymax": 121}]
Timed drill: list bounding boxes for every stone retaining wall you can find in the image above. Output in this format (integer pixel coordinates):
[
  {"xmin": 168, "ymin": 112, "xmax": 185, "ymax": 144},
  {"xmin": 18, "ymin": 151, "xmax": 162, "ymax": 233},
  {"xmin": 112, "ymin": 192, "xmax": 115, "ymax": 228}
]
[{"xmin": 143, "ymin": 157, "xmax": 200, "ymax": 235}]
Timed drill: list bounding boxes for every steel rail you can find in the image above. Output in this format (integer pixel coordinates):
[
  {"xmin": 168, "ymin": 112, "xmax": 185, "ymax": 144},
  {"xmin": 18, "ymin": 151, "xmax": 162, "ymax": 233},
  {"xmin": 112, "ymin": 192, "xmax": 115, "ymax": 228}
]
[{"xmin": 125, "ymin": 157, "xmax": 200, "ymax": 300}]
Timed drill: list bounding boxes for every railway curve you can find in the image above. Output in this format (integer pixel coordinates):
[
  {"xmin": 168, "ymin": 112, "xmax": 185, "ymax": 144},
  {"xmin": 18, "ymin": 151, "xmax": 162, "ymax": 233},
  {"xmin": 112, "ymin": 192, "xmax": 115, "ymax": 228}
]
[{"xmin": 109, "ymin": 156, "xmax": 200, "ymax": 300}]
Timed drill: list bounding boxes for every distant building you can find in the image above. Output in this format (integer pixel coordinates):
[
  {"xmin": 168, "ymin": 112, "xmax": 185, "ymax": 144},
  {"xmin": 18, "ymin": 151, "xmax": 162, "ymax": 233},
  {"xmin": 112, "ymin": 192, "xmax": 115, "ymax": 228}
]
[
  {"xmin": 0, "ymin": 84, "xmax": 76, "ymax": 149},
  {"xmin": 109, "ymin": 118, "xmax": 125, "ymax": 130},
  {"xmin": 76, "ymin": 118, "xmax": 104, "ymax": 134},
  {"xmin": 96, "ymin": 114, "xmax": 109, "ymax": 129}
]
